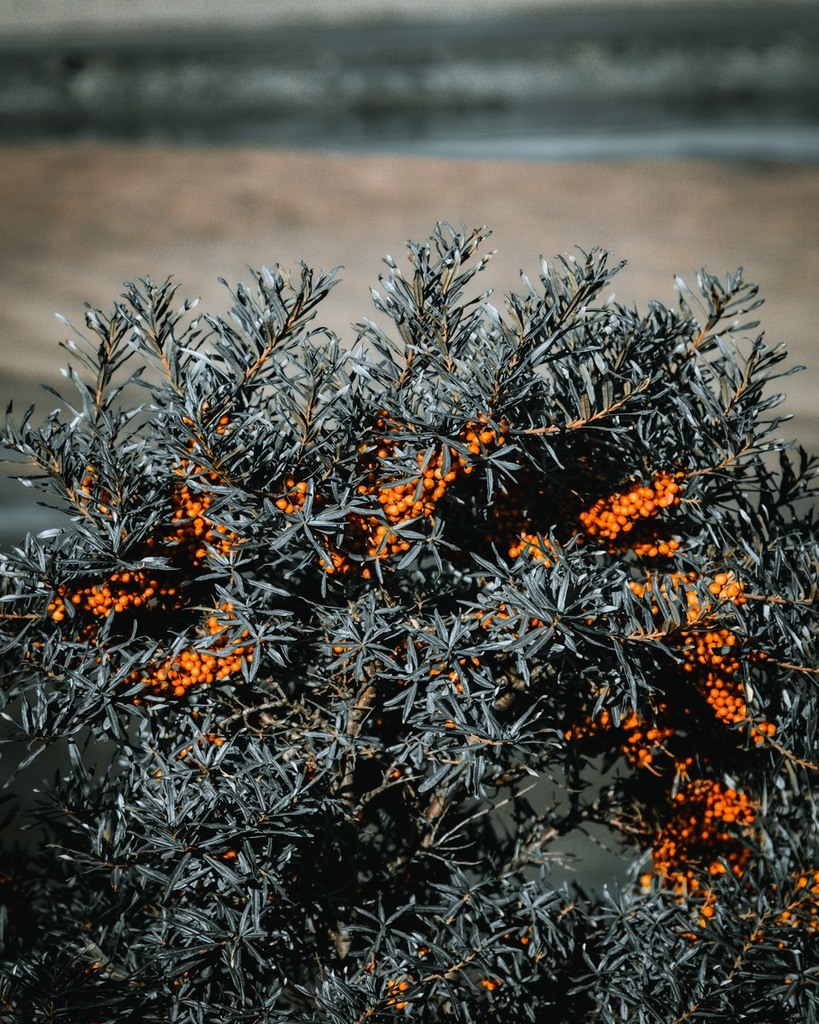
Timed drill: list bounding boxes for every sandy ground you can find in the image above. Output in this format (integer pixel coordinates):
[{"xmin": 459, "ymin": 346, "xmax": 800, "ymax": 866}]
[{"xmin": 1, "ymin": 145, "xmax": 818, "ymax": 538}]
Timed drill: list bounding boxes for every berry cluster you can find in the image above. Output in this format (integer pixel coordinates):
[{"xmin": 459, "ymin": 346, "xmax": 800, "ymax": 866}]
[
  {"xmin": 49, "ymin": 455, "xmax": 243, "ymax": 626},
  {"xmin": 645, "ymin": 779, "xmax": 757, "ymax": 901},
  {"xmin": 506, "ymin": 469, "xmax": 683, "ymax": 564},
  {"xmin": 428, "ymin": 654, "xmax": 481, "ymax": 695},
  {"xmin": 563, "ymin": 704, "xmax": 674, "ymax": 771},
  {"xmin": 626, "ymin": 571, "xmax": 774, "ymax": 741},
  {"xmin": 78, "ymin": 464, "xmax": 114, "ymax": 516},
  {"xmin": 566, "ymin": 566, "xmax": 775, "ymax": 904},
  {"xmin": 385, "ymin": 976, "xmax": 413, "ymax": 1011},
  {"xmin": 45, "ymin": 455, "xmax": 254, "ymax": 699},
  {"xmin": 478, "ymin": 463, "xmax": 547, "ymax": 558},
  {"xmin": 777, "ymin": 870, "xmax": 819, "ymax": 934},
  {"xmin": 628, "ymin": 569, "xmax": 745, "ymax": 626},
  {"xmin": 131, "ymin": 604, "xmax": 253, "ymax": 699},
  {"xmin": 693, "ymin": 672, "xmax": 776, "ymax": 744},
  {"xmin": 475, "ymin": 600, "xmax": 545, "ymax": 637},
  {"xmin": 508, "ymin": 531, "xmax": 554, "ymax": 564},
  {"xmin": 320, "ymin": 418, "xmax": 505, "ymax": 577},
  {"xmin": 47, "ymin": 570, "xmax": 179, "ymax": 623},
  {"xmin": 669, "ymin": 575, "xmax": 775, "ymax": 744},
  {"xmin": 273, "ymin": 477, "xmax": 309, "ymax": 515},
  {"xmin": 162, "ymin": 457, "xmax": 240, "ymax": 566},
  {"xmin": 619, "ymin": 710, "xmax": 677, "ymax": 770},
  {"xmin": 577, "ymin": 470, "xmax": 683, "ymax": 555}
]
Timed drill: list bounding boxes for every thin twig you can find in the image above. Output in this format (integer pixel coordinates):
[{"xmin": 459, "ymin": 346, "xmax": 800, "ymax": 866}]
[{"xmin": 521, "ymin": 378, "xmax": 652, "ymax": 435}]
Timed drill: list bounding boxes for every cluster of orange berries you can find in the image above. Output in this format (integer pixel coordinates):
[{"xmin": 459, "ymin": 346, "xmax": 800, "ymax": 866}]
[
  {"xmin": 131, "ymin": 605, "xmax": 253, "ymax": 699},
  {"xmin": 564, "ymin": 705, "xmax": 673, "ymax": 771},
  {"xmin": 48, "ymin": 569, "xmax": 179, "ymax": 623},
  {"xmin": 163, "ymin": 457, "xmax": 240, "ymax": 566},
  {"xmin": 649, "ymin": 571, "xmax": 746, "ymax": 621},
  {"xmin": 320, "ymin": 444, "xmax": 457, "ymax": 576},
  {"xmin": 563, "ymin": 707, "xmax": 613, "ymax": 744},
  {"xmin": 45, "ymin": 428, "xmax": 260, "ymax": 699},
  {"xmin": 181, "ymin": 404, "xmax": 230, "ymax": 437},
  {"xmin": 627, "ymin": 571, "xmax": 774, "ymax": 744},
  {"xmin": 78, "ymin": 464, "xmax": 114, "ymax": 517},
  {"xmin": 694, "ymin": 672, "xmax": 776, "ymax": 745},
  {"xmin": 577, "ymin": 470, "xmax": 683, "ymax": 554},
  {"xmin": 506, "ymin": 469, "xmax": 682, "ymax": 565},
  {"xmin": 628, "ymin": 570, "xmax": 746, "ymax": 637},
  {"xmin": 478, "ymin": 464, "xmax": 545, "ymax": 557},
  {"xmin": 564, "ymin": 567, "xmax": 774, "ymax": 903},
  {"xmin": 681, "ymin": 868, "xmax": 819, "ymax": 948},
  {"xmin": 385, "ymin": 976, "xmax": 413, "ymax": 1010},
  {"xmin": 461, "ymin": 417, "xmax": 507, "ymax": 458},
  {"xmin": 682, "ymin": 628, "xmax": 742, "ymax": 676},
  {"xmin": 678, "ymin": 577, "xmax": 774, "ymax": 745},
  {"xmin": 428, "ymin": 654, "xmax": 481, "ymax": 695},
  {"xmin": 775, "ymin": 870, "xmax": 819, "ymax": 934},
  {"xmin": 49, "ymin": 453, "xmax": 242, "ymax": 626},
  {"xmin": 508, "ymin": 531, "xmax": 554, "ymax": 564},
  {"xmin": 176, "ymin": 730, "xmax": 226, "ymax": 769},
  {"xmin": 360, "ymin": 958, "xmax": 413, "ymax": 1011},
  {"xmin": 475, "ymin": 600, "xmax": 545, "ymax": 637},
  {"xmin": 645, "ymin": 779, "xmax": 757, "ymax": 904},
  {"xmin": 619, "ymin": 711, "xmax": 676, "ymax": 770},
  {"xmin": 321, "ymin": 416, "xmax": 506, "ymax": 577},
  {"xmin": 273, "ymin": 477, "xmax": 309, "ymax": 515}
]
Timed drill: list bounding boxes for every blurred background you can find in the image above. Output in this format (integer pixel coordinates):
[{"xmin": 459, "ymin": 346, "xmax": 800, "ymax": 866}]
[
  {"xmin": 3, "ymin": 0, "xmax": 818, "ymax": 156},
  {"xmin": 0, "ymin": 0, "xmax": 817, "ymax": 887},
  {"xmin": 2, "ymin": 2, "xmax": 817, "ymax": 463}
]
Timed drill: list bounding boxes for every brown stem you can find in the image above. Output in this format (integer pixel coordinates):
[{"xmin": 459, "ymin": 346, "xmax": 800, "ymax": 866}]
[
  {"xmin": 337, "ymin": 682, "xmax": 377, "ymax": 804},
  {"xmin": 521, "ymin": 378, "xmax": 651, "ymax": 435}
]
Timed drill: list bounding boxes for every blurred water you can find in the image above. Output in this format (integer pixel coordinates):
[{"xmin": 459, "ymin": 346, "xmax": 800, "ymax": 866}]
[{"xmin": 1, "ymin": 4, "xmax": 816, "ymax": 149}]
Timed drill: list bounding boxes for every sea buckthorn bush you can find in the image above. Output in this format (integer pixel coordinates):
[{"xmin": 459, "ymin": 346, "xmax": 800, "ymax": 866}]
[{"xmin": 0, "ymin": 224, "xmax": 817, "ymax": 1023}]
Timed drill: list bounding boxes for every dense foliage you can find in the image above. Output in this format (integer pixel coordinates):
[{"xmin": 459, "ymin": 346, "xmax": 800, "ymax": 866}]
[{"xmin": 1, "ymin": 224, "xmax": 817, "ymax": 1022}]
